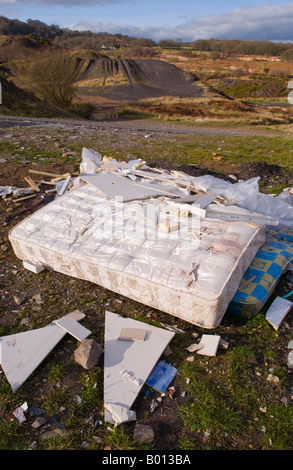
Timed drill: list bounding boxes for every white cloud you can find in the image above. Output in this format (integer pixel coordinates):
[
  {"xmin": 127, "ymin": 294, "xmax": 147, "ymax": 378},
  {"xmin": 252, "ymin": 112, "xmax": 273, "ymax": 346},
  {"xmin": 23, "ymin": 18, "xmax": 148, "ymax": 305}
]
[
  {"xmin": 72, "ymin": 3, "xmax": 293, "ymax": 41},
  {"xmin": 0, "ymin": 0, "xmax": 126, "ymax": 5},
  {"xmin": 179, "ymin": 3, "xmax": 293, "ymax": 41}
]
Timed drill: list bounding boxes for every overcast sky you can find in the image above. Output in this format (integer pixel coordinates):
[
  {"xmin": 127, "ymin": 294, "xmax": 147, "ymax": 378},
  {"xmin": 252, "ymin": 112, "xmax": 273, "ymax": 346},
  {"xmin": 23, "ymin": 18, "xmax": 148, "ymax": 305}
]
[{"xmin": 1, "ymin": 0, "xmax": 293, "ymax": 42}]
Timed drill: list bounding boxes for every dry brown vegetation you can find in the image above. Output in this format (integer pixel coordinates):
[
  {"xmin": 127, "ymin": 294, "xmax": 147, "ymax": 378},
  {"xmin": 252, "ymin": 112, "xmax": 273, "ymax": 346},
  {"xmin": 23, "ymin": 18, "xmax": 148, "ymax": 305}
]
[{"xmin": 1, "ymin": 16, "xmax": 293, "ymax": 127}]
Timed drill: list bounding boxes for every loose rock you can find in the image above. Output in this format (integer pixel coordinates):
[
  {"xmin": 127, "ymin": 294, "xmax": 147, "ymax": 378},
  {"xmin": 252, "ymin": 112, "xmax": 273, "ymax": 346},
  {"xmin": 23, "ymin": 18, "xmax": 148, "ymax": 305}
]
[
  {"xmin": 133, "ymin": 424, "xmax": 155, "ymax": 444},
  {"xmin": 74, "ymin": 339, "xmax": 102, "ymax": 369}
]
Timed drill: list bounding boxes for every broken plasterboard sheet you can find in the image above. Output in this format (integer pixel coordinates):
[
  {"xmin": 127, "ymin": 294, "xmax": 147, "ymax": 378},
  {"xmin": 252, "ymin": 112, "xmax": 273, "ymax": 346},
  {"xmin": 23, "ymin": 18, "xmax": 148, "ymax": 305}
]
[
  {"xmin": 57, "ymin": 175, "xmax": 71, "ymax": 196},
  {"xmin": 118, "ymin": 328, "xmax": 147, "ymax": 342},
  {"xmin": 104, "ymin": 311, "xmax": 175, "ymax": 423},
  {"xmin": 265, "ymin": 296, "xmax": 293, "ymax": 330},
  {"xmin": 100, "ymin": 160, "xmax": 128, "ymax": 170},
  {"xmin": 54, "ymin": 315, "xmax": 91, "ymax": 341},
  {"xmin": 0, "ymin": 310, "xmax": 85, "ymax": 392},
  {"xmin": 104, "ymin": 403, "xmax": 137, "ymax": 426},
  {"xmin": 23, "ymin": 260, "xmax": 44, "ymax": 274},
  {"xmin": 175, "ymin": 193, "xmax": 216, "ymax": 207},
  {"xmin": 196, "ymin": 334, "xmax": 221, "ymax": 356},
  {"xmin": 205, "ymin": 205, "xmax": 279, "ymax": 226},
  {"xmin": 80, "ymin": 172, "xmax": 179, "ymax": 202}
]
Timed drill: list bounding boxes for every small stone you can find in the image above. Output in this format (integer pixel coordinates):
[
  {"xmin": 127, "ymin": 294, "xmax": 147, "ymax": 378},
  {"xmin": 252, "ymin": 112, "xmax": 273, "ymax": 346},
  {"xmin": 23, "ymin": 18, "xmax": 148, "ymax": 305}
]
[
  {"xmin": 50, "ymin": 416, "xmax": 66, "ymax": 430},
  {"xmin": 13, "ymin": 295, "xmax": 25, "ymax": 305},
  {"xmin": 39, "ymin": 428, "xmax": 65, "ymax": 440},
  {"xmin": 133, "ymin": 424, "xmax": 155, "ymax": 444},
  {"xmin": 219, "ymin": 338, "xmax": 229, "ymax": 349},
  {"xmin": 32, "ymin": 416, "xmax": 46, "ymax": 429},
  {"xmin": 267, "ymin": 374, "xmax": 279, "ymax": 384},
  {"xmin": 74, "ymin": 339, "xmax": 102, "ymax": 369},
  {"xmin": 81, "ymin": 441, "xmax": 90, "ymax": 449},
  {"xmin": 163, "ymin": 345, "xmax": 172, "ymax": 356},
  {"xmin": 32, "ymin": 293, "xmax": 43, "ymax": 304},
  {"xmin": 28, "ymin": 405, "xmax": 46, "ymax": 417},
  {"xmin": 287, "ymin": 350, "xmax": 293, "ymax": 370}
]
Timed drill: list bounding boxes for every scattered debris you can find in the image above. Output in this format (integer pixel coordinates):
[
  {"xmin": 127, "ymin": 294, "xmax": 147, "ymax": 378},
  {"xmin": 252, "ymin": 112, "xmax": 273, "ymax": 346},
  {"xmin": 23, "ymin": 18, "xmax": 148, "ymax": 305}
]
[
  {"xmin": 103, "ymin": 311, "xmax": 174, "ymax": 424},
  {"xmin": 13, "ymin": 401, "xmax": 28, "ymax": 423},
  {"xmin": 288, "ymin": 351, "xmax": 293, "ymax": 370},
  {"xmin": 23, "ymin": 260, "xmax": 45, "ymax": 274},
  {"xmin": 31, "ymin": 416, "xmax": 47, "ymax": 429},
  {"xmin": 1, "ymin": 147, "xmax": 293, "ymax": 449},
  {"xmin": 9, "ymin": 151, "xmax": 271, "ymax": 329},
  {"xmin": 196, "ymin": 334, "xmax": 221, "ymax": 356},
  {"xmin": 267, "ymin": 373, "xmax": 280, "ymax": 384},
  {"xmin": 54, "ymin": 315, "xmax": 91, "ymax": 341},
  {"xmin": 118, "ymin": 328, "xmax": 147, "ymax": 342},
  {"xmin": 186, "ymin": 342, "xmax": 204, "ymax": 353},
  {"xmin": 0, "ymin": 310, "xmax": 88, "ymax": 392},
  {"xmin": 265, "ymin": 296, "xmax": 293, "ymax": 330},
  {"xmin": 146, "ymin": 360, "xmax": 178, "ymax": 393}
]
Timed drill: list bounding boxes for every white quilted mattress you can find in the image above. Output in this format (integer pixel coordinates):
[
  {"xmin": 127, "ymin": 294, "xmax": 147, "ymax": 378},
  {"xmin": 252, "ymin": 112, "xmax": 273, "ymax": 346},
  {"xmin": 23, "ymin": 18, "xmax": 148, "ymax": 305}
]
[{"xmin": 9, "ymin": 182, "xmax": 266, "ymax": 328}]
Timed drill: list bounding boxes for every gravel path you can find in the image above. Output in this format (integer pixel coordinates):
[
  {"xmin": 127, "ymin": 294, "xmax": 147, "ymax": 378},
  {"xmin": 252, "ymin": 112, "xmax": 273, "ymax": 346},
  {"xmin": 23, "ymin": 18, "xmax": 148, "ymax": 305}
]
[{"xmin": 0, "ymin": 114, "xmax": 286, "ymax": 137}]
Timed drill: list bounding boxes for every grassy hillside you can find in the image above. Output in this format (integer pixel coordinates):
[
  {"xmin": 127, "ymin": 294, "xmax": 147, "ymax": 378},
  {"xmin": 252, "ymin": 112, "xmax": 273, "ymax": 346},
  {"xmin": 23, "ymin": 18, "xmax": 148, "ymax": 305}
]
[{"xmin": 0, "ymin": 15, "xmax": 292, "ymax": 125}]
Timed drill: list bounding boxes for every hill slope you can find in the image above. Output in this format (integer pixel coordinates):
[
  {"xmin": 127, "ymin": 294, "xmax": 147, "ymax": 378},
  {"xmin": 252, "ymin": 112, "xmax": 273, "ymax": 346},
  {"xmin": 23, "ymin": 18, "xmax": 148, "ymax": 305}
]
[{"xmin": 76, "ymin": 57, "xmax": 203, "ymax": 101}]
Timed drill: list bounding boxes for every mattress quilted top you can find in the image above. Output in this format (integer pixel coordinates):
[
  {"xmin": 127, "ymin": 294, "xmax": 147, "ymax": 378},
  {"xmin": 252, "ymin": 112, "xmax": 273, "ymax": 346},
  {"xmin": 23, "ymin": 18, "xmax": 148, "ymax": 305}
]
[{"xmin": 9, "ymin": 182, "xmax": 265, "ymax": 301}]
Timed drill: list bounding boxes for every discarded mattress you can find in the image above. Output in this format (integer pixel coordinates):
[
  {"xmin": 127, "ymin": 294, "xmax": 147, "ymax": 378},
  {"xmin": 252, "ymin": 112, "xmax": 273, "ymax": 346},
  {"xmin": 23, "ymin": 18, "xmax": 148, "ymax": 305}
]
[
  {"xmin": 9, "ymin": 181, "xmax": 266, "ymax": 329},
  {"xmin": 229, "ymin": 227, "xmax": 293, "ymax": 316}
]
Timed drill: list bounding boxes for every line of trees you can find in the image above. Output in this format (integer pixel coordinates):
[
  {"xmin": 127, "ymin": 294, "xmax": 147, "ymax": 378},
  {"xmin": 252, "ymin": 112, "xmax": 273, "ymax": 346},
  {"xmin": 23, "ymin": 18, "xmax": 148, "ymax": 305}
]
[
  {"xmin": 190, "ymin": 39, "xmax": 293, "ymax": 58},
  {"xmin": 1, "ymin": 15, "xmax": 293, "ymax": 60}
]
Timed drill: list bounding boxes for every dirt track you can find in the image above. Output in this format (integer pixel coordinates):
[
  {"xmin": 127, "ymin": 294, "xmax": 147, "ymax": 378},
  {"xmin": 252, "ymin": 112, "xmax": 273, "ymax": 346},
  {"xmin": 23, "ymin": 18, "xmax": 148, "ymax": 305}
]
[{"xmin": 0, "ymin": 114, "xmax": 286, "ymax": 137}]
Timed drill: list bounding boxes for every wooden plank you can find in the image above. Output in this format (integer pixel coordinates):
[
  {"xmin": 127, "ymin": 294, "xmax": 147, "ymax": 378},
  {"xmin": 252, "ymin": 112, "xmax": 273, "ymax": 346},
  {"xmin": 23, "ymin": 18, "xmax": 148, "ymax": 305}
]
[
  {"xmin": 13, "ymin": 194, "xmax": 38, "ymax": 203},
  {"xmin": 29, "ymin": 169, "xmax": 70, "ymax": 179},
  {"xmin": 24, "ymin": 176, "xmax": 40, "ymax": 192}
]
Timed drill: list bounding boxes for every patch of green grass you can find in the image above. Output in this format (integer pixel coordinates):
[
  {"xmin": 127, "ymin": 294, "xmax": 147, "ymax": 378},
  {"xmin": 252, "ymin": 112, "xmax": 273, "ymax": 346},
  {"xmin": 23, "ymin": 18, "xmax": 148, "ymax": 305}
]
[
  {"xmin": 79, "ymin": 370, "xmax": 103, "ymax": 409},
  {"xmin": 216, "ymin": 77, "xmax": 289, "ymax": 100},
  {"xmin": 0, "ymin": 381, "xmax": 18, "ymax": 412},
  {"xmin": 47, "ymin": 361, "xmax": 70, "ymax": 382},
  {"xmin": 104, "ymin": 425, "xmax": 152, "ymax": 450},
  {"xmin": 37, "ymin": 433, "xmax": 80, "ymax": 450},
  {"xmin": 44, "ymin": 386, "xmax": 72, "ymax": 416},
  {"xmin": 178, "ymin": 361, "xmax": 243, "ymax": 449},
  {"xmin": 0, "ymin": 419, "xmax": 27, "ymax": 450},
  {"xmin": 91, "ymin": 132, "xmax": 293, "ymax": 174},
  {"xmin": 260, "ymin": 403, "xmax": 293, "ymax": 450}
]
